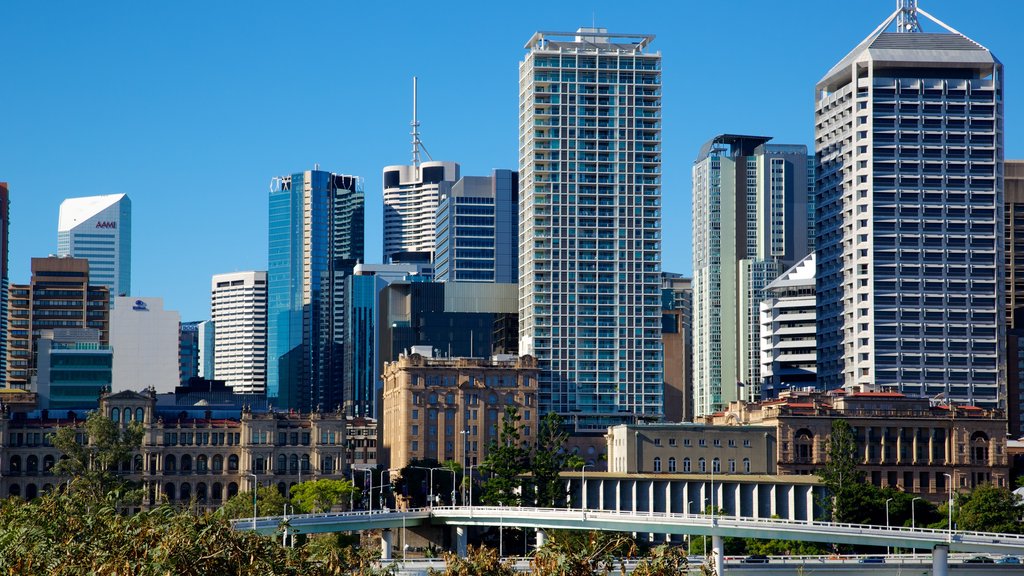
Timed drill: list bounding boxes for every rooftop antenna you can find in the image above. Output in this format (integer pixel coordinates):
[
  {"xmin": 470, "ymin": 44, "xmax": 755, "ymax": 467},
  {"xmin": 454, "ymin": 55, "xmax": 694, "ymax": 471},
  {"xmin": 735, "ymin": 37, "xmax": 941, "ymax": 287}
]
[
  {"xmin": 896, "ymin": 0, "xmax": 921, "ymax": 33},
  {"xmin": 411, "ymin": 76, "xmax": 433, "ymax": 168}
]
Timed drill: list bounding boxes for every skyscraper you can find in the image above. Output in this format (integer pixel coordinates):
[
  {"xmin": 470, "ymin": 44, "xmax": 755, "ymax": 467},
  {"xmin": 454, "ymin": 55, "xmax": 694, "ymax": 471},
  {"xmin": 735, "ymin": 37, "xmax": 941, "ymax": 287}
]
[
  {"xmin": 435, "ymin": 170, "xmax": 519, "ymax": 283},
  {"xmin": 211, "ymin": 271, "xmax": 267, "ymax": 394},
  {"xmin": 692, "ymin": 136, "xmax": 814, "ymax": 416},
  {"xmin": 268, "ymin": 169, "xmax": 364, "ymax": 412},
  {"xmin": 518, "ymin": 28, "xmax": 663, "ymax": 427},
  {"xmin": 383, "ymin": 161, "xmax": 459, "ymax": 263},
  {"xmin": 815, "ymin": 2, "xmax": 1003, "ymax": 408},
  {"xmin": 1004, "ymin": 160, "xmax": 1023, "ymax": 435},
  {"xmin": 110, "ymin": 296, "xmax": 180, "ymax": 394},
  {"xmin": 660, "ymin": 273, "xmax": 692, "ymax": 422},
  {"xmin": 759, "ymin": 253, "xmax": 817, "ymax": 399},
  {"xmin": 0, "ymin": 183, "xmax": 8, "ymax": 387},
  {"xmin": 57, "ymin": 193, "xmax": 131, "ymax": 299}
]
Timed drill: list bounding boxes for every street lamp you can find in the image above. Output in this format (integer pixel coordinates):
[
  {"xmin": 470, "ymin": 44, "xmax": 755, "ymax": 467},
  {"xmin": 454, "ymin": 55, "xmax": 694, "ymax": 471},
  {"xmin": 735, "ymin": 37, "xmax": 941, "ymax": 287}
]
[
  {"xmin": 885, "ymin": 497, "xmax": 893, "ymax": 555},
  {"xmin": 380, "ymin": 469, "xmax": 394, "ymax": 510},
  {"xmin": 581, "ymin": 464, "xmax": 593, "ymax": 510},
  {"xmin": 911, "ymin": 497, "xmax": 922, "ymax": 529},
  {"xmin": 247, "ymin": 472, "xmax": 258, "ymax": 529},
  {"xmin": 409, "ymin": 466, "xmax": 441, "ymax": 507},
  {"xmin": 354, "ymin": 467, "xmax": 374, "ymax": 512},
  {"xmin": 460, "ymin": 430, "xmax": 471, "ymax": 505},
  {"xmin": 466, "ymin": 464, "xmax": 476, "ymax": 508},
  {"xmin": 943, "ymin": 473, "xmax": 953, "ymax": 542}
]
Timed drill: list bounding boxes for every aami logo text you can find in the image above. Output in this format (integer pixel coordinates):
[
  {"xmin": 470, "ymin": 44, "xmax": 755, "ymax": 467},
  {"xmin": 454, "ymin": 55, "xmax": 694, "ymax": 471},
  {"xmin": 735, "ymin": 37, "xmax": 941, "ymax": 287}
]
[{"xmin": 95, "ymin": 221, "xmax": 117, "ymax": 229}]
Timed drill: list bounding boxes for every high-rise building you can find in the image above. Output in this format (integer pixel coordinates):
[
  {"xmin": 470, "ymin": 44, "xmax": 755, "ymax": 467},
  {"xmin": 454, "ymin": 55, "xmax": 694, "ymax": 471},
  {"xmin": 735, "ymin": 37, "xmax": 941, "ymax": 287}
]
[
  {"xmin": 268, "ymin": 169, "xmax": 364, "ymax": 412},
  {"xmin": 36, "ymin": 328, "xmax": 112, "ymax": 410},
  {"xmin": 110, "ymin": 297, "xmax": 181, "ymax": 394},
  {"xmin": 759, "ymin": 253, "xmax": 817, "ymax": 399},
  {"xmin": 692, "ymin": 136, "xmax": 814, "ymax": 417},
  {"xmin": 815, "ymin": 3, "xmax": 1004, "ymax": 408},
  {"xmin": 6, "ymin": 257, "xmax": 109, "ymax": 390},
  {"xmin": 434, "ymin": 170, "xmax": 519, "ymax": 283},
  {"xmin": 383, "ymin": 161, "xmax": 460, "ymax": 264},
  {"xmin": 518, "ymin": 28, "xmax": 663, "ymax": 428},
  {"xmin": 197, "ymin": 320, "xmax": 215, "ymax": 379},
  {"xmin": 211, "ymin": 271, "xmax": 267, "ymax": 394},
  {"xmin": 57, "ymin": 194, "xmax": 131, "ymax": 299},
  {"xmin": 661, "ymin": 274, "xmax": 692, "ymax": 422},
  {"xmin": 179, "ymin": 321, "xmax": 202, "ymax": 385},
  {"xmin": 0, "ymin": 183, "xmax": 8, "ymax": 387},
  {"xmin": 1004, "ymin": 161, "xmax": 1024, "ymax": 435}
]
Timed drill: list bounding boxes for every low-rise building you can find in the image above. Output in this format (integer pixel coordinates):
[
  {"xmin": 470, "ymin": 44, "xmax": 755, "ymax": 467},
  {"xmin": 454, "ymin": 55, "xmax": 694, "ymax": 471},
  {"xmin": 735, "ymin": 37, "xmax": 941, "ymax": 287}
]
[
  {"xmin": 380, "ymin": 352, "xmax": 539, "ymax": 470},
  {"xmin": 605, "ymin": 423, "xmax": 776, "ymax": 475}
]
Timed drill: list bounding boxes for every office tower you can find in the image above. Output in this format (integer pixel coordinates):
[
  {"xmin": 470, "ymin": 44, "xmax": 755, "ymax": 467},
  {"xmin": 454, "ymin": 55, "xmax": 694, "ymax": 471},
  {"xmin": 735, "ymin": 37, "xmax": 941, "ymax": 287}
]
[
  {"xmin": 434, "ymin": 170, "xmax": 519, "ymax": 283},
  {"xmin": 110, "ymin": 297, "xmax": 180, "ymax": 394},
  {"xmin": 383, "ymin": 161, "xmax": 460, "ymax": 263},
  {"xmin": 179, "ymin": 321, "xmax": 202, "ymax": 385},
  {"xmin": 268, "ymin": 169, "xmax": 364, "ymax": 412},
  {"xmin": 692, "ymin": 136, "xmax": 814, "ymax": 417},
  {"xmin": 815, "ymin": 3, "xmax": 1003, "ymax": 407},
  {"xmin": 36, "ymin": 328, "xmax": 112, "ymax": 409},
  {"xmin": 0, "ymin": 183, "xmax": 8, "ymax": 387},
  {"xmin": 759, "ymin": 253, "xmax": 817, "ymax": 399},
  {"xmin": 661, "ymin": 274, "xmax": 692, "ymax": 422},
  {"xmin": 211, "ymin": 271, "xmax": 267, "ymax": 394},
  {"xmin": 57, "ymin": 193, "xmax": 131, "ymax": 299},
  {"xmin": 198, "ymin": 320, "xmax": 215, "ymax": 378},
  {"xmin": 6, "ymin": 257, "xmax": 109, "ymax": 390},
  {"xmin": 518, "ymin": 28, "xmax": 663, "ymax": 427},
  {"xmin": 1005, "ymin": 161, "xmax": 1024, "ymax": 435}
]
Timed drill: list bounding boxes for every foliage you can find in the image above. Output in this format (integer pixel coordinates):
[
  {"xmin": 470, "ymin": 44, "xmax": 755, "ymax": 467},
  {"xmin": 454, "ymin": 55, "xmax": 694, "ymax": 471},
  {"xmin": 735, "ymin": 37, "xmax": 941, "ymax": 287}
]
[
  {"xmin": 428, "ymin": 545, "xmax": 517, "ymax": 576},
  {"xmin": 954, "ymin": 483, "xmax": 1024, "ymax": 534},
  {"xmin": 531, "ymin": 411, "xmax": 570, "ymax": 507},
  {"xmin": 290, "ymin": 479, "xmax": 358, "ymax": 513},
  {"xmin": 479, "ymin": 406, "xmax": 529, "ymax": 506},
  {"xmin": 530, "ymin": 530, "xmax": 634, "ymax": 576},
  {"xmin": 218, "ymin": 486, "xmax": 290, "ymax": 520},
  {"xmin": 817, "ymin": 419, "xmax": 863, "ymax": 523},
  {"xmin": 631, "ymin": 543, "xmax": 690, "ymax": 576},
  {"xmin": 302, "ymin": 534, "xmax": 396, "ymax": 576},
  {"xmin": 48, "ymin": 410, "xmax": 145, "ymax": 504}
]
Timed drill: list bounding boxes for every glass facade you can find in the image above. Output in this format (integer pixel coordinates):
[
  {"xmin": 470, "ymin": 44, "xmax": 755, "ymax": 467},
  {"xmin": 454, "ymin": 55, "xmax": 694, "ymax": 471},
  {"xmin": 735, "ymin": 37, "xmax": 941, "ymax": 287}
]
[{"xmin": 434, "ymin": 170, "xmax": 519, "ymax": 283}]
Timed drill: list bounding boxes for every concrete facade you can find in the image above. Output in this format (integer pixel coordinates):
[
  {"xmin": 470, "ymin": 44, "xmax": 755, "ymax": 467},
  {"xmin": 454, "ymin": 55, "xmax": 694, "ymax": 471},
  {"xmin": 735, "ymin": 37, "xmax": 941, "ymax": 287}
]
[
  {"xmin": 383, "ymin": 161, "xmax": 459, "ymax": 263},
  {"xmin": 110, "ymin": 296, "xmax": 180, "ymax": 394},
  {"xmin": 606, "ymin": 423, "xmax": 777, "ymax": 475},
  {"xmin": 211, "ymin": 271, "xmax": 267, "ymax": 394},
  {"xmin": 57, "ymin": 193, "xmax": 131, "ymax": 300}
]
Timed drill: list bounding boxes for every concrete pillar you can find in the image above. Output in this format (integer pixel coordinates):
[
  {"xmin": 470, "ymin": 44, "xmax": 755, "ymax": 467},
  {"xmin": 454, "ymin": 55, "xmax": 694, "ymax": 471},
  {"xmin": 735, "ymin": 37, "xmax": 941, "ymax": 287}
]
[
  {"xmin": 380, "ymin": 529, "xmax": 393, "ymax": 560},
  {"xmin": 733, "ymin": 483, "xmax": 741, "ymax": 518},
  {"xmin": 598, "ymin": 478, "xmax": 605, "ymax": 510},
  {"xmin": 896, "ymin": 427, "xmax": 903, "ymax": 464},
  {"xmin": 804, "ymin": 486, "xmax": 814, "ymax": 523},
  {"xmin": 912, "ymin": 427, "xmax": 919, "ymax": 464},
  {"xmin": 712, "ymin": 534, "xmax": 724, "ymax": 576},
  {"xmin": 880, "ymin": 428, "xmax": 887, "ymax": 464},
  {"xmin": 535, "ymin": 529, "xmax": 546, "ymax": 550},
  {"xmin": 787, "ymin": 485, "xmax": 796, "ymax": 521},
  {"xmin": 752, "ymin": 484, "xmax": 760, "ymax": 518},
  {"xmin": 455, "ymin": 525, "xmax": 467, "ymax": 557},
  {"xmin": 928, "ymin": 428, "xmax": 935, "ymax": 465},
  {"xmin": 769, "ymin": 484, "xmax": 777, "ymax": 517},
  {"xmin": 932, "ymin": 544, "xmax": 948, "ymax": 576}
]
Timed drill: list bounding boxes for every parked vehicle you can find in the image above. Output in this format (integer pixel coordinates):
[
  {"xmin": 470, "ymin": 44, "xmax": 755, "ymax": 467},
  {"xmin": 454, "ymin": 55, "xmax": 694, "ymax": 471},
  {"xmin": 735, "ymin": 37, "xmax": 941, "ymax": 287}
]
[
  {"xmin": 858, "ymin": 556, "xmax": 885, "ymax": 564},
  {"xmin": 742, "ymin": 554, "xmax": 769, "ymax": 564},
  {"xmin": 963, "ymin": 556, "xmax": 994, "ymax": 564}
]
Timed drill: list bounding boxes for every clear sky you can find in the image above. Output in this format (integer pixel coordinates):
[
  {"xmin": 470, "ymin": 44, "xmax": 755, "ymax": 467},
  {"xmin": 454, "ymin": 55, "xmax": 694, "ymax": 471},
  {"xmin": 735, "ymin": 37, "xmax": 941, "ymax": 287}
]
[{"xmin": 1, "ymin": 1, "xmax": 1021, "ymax": 321}]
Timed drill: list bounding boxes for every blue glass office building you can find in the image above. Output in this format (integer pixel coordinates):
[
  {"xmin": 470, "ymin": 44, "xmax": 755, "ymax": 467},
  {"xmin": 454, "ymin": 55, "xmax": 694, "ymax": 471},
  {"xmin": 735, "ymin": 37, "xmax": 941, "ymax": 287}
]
[
  {"xmin": 268, "ymin": 169, "xmax": 363, "ymax": 412},
  {"xmin": 434, "ymin": 170, "xmax": 519, "ymax": 283}
]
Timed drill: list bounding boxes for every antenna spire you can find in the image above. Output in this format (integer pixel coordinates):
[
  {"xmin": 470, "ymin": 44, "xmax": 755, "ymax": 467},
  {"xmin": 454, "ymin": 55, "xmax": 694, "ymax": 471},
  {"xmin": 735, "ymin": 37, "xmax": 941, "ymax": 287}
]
[
  {"xmin": 896, "ymin": 0, "xmax": 921, "ymax": 33},
  {"xmin": 410, "ymin": 76, "xmax": 433, "ymax": 167}
]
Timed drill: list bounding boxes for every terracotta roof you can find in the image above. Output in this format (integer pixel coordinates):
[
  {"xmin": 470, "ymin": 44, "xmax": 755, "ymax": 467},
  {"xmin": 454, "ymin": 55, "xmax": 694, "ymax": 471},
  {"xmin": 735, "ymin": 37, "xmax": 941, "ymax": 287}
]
[{"xmin": 850, "ymin": 392, "xmax": 906, "ymax": 398}]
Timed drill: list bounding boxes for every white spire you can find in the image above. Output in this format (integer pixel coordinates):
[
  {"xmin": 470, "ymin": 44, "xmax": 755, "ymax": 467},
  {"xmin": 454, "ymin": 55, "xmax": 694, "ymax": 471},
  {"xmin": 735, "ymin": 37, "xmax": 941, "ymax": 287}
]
[
  {"xmin": 410, "ymin": 77, "xmax": 433, "ymax": 167},
  {"xmin": 896, "ymin": 0, "xmax": 921, "ymax": 33}
]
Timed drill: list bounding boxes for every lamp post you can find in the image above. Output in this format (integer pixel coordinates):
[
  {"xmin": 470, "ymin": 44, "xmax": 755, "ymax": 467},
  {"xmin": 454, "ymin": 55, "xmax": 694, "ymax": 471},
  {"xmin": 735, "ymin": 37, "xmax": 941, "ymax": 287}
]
[
  {"xmin": 466, "ymin": 464, "xmax": 476, "ymax": 508},
  {"xmin": 943, "ymin": 473, "xmax": 953, "ymax": 542},
  {"xmin": 283, "ymin": 504, "xmax": 291, "ymax": 547},
  {"xmin": 380, "ymin": 469, "xmax": 392, "ymax": 510},
  {"xmin": 354, "ymin": 467, "xmax": 374, "ymax": 512},
  {"xmin": 409, "ymin": 466, "xmax": 439, "ymax": 507},
  {"xmin": 885, "ymin": 497, "xmax": 893, "ymax": 555},
  {"xmin": 581, "ymin": 464, "xmax": 593, "ymax": 510},
  {"xmin": 460, "ymin": 430, "xmax": 471, "ymax": 505},
  {"xmin": 911, "ymin": 497, "xmax": 921, "ymax": 529},
  {"xmin": 446, "ymin": 466, "xmax": 457, "ymax": 505},
  {"xmin": 247, "ymin": 472, "xmax": 258, "ymax": 529}
]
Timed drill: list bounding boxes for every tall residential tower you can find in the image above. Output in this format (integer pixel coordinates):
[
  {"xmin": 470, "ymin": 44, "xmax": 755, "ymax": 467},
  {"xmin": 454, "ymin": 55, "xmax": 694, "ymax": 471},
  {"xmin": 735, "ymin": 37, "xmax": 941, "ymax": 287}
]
[
  {"xmin": 57, "ymin": 194, "xmax": 131, "ymax": 299},
  {"xmin": 211, "ymin": 271, "xmax": 267, "ymax": 394},
  {"xmin": 518, "ymin": 28, "xmax": 663, "ymax": 427}
]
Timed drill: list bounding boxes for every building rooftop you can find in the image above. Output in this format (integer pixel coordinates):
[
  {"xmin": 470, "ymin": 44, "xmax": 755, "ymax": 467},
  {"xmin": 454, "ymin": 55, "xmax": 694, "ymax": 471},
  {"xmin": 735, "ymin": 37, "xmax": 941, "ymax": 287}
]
[
  {"xmin": 525, "ymin": 28, "xmax": 655, "ymax": 53},
  {"xmin": 58, "ymin": 193, "xmax": 128, "ymax": 232}
]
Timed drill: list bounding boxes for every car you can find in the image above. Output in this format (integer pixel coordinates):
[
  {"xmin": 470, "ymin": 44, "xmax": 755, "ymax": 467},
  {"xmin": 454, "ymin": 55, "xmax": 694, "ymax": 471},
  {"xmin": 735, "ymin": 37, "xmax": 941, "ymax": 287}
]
[
  {"xmin": 963, "ymin": 556, "xmax": 994, "ymax": 564},
  {"xmin": 858, "ymin": 556, "xmax": 885, "ymax": 564},
  {"xmin": 742, "ymin": 555, "xmax": 769, "ymax": 564},
  {"xmin": 996, "ymin": 556, "xmax": 1020, "ymax": 564}
]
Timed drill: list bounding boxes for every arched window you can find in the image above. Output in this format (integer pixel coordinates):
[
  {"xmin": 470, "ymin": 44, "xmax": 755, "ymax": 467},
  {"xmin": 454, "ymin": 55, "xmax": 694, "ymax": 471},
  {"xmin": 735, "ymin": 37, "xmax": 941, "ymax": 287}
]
[
  {"xmin": 743, "ymin": 458, "xmax": 751, "ymax": 473},
  {"xmin": 25, "ymin": 484, "xmax": 38, "ymax": 500},
  {"xmin": 228, "ymin": 455, "xmax": 239, "ymax": 471},
  {"xmin": 196, "ymin": 455, "xmax": 208, "ymax": 473},
  {"xmin": 27, "ymin": 455, "xmax": 38, "ymax": 473},
  {"xmin": 323, "ymin": 456, "xmax": 334, "ymax": 474},
  {"xmin": 301, "ymin": 455, "xmax": 310, "ymax": 473},
  {"xmin": 111, "ymin": 408, "xmax": 120, "ymax": 422},
  {"xmin": 289, "ymin": 454, "xmax": 299, "ymax": 474},
  {"xmin": 712, "ymin": 458, "xmax": 721, "ymax": 473},
  {"xmin": 212, "ymin": 455, "xmax": 223, "ymax": 472},
  {"xmin": 683, "ymin": 457, "xmax": 691, "ymax": 473},
  {"xmin": 698, "ymin": 458, "xmax": 706, "ymax": 473},
  {"xmin": 196, "ymin": 483, "xmax": 207, "ymax": 502},
  {"xmin": 276, "ymin": 454, "xmax": 287, "ymax": 474},
  {"xmin": 136, "ymin": 408, "xmax": 145, "ymax": 423},
  {"xmin": 164, "ymin": 455, "xmax": 177, "ymax": 472},
  {"xmin": 9, "ymin": 455, "xmax": 20, "ymax": 474},
  {"xmin": 163, "ymin": 483, "xmax": 176, "ymax": 501},
  {"xmin": 971, "ymin": 431, "xmax": 990, "ymax": 465},
  {"xmin": 227, "ymin": 482, "xmax": 239, "ymax": 499},
  {"xmin": 277, "ymin": 482, "xmax": 287, "ymax": 496},
  {"xmin": 795, "ymin": 429, "xmax": 814, "ymax": 462},
  {"xmin": 668, "ymin": 457, "xmax": 676, "ymax": 472},
  {"xmin": 181, "ymin": 455, "xmax": 193, "ymax": 472},
  {"xmin": 43, "ymin": 455, "xmax": 55, "ymax": 472},
  {"xmin": 8, "ymin": 484, "xmax": 20, "ymax": 498},
  {"xmin": 122, "ymin": 408, "xmax": 130, "ymax": 424},
  {"xmin": 254, "ymin": 457, "xmax": 265, "ymax": 472},
  {"xmin": 653, "ymin": 457, "xmax": 662, "ymax": 472},
  {"xmin": 180, "ymin": 483, "xmax": 191, "ymax": 502},
  {"xmin": 134, "ymin": 454, "xmax": 143, "ymax": 471},
  {"xmin": 212, "ymin": 482, "xmax": 223, "ymax": 501},
  {"xmin": 728, "ymin": 459, "xmax": 736, "ymax": 473}
]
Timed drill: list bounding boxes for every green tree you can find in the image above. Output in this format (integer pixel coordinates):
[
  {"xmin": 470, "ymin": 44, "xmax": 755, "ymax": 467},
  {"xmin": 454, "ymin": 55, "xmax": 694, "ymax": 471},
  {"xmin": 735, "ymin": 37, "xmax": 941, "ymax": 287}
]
[
  {"xmin": 817, "ymin": 419, "xmax": 863, "ymax": 522},
  {"xmin": 531, "ymin": 530, "xmax": 634, "ymax": 576},
  {"xmin": 954, "ymin": 483, "xmax": 1023, "ymax": 534},
  {"xmin": 429, "ymin": 545, "xmax": 517, "ymax": 576},
  {"xmin": 631, "ymin": 544, "xmax": 689, "ymax": 576},
  {"xmin": 289, "ymin": 478, "xmax": 358, "ymax": 513},
  {"xmin": 219, "ymin": 485, "xmax": 290, "ymax": 520},
  {"xmin": 479, "ymin": 406, "xmax": 529, "ymax": 506},
  {"xmin": 48, "ymin": 409, "xmax": 145, "ymax": 504},
  {"xmin": 531, "ymin": 411, "xmax": 569, "ymax": 507}
]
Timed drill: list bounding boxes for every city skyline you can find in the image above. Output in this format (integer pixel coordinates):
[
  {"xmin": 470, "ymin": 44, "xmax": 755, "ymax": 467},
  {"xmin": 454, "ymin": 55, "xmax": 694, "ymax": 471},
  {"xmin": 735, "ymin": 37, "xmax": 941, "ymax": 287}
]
[{"xmin": 2, "ymin": 1, "xmax": 1023, "ymax": 322}]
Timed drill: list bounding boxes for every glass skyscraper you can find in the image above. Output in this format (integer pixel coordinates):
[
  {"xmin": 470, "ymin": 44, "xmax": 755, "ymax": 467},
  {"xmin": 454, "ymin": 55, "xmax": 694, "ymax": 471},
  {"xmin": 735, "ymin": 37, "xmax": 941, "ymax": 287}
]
[
  {"xmin": 57, "ymin": 193, "xmax": 131, "ymax": 300},
  {"xmin": 268, "ymin": 169, "xmax": 364, "ymax": 412},
  {"xmin": 815, "ymin": 5, "xmax": 1004, "ymax": 408},
  {"xmin": 518, "ymin": 28, "xmax": 663, "ymax": 428}
]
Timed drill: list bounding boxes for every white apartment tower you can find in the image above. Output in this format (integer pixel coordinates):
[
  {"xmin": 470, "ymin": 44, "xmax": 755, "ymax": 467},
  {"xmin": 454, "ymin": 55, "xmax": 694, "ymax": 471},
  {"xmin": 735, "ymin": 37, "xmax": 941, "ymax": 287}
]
[
  {"xmin": 211, "ymin": 271, "xmax": 267, "ymax": 394},
  {"xmin": 815, "ymin": 1, "xmax": 1004, "ymax": 408},
  {"xmin": 57, "ymin": 193, "xmax": 131, "ymax": 299},
  {"xmin": 518, "ymin": 28, "xmax": 663, "ymax": 427},
  {"xmin": 759, "ymin": 253, "xmax": 817, "ymax": 398}
]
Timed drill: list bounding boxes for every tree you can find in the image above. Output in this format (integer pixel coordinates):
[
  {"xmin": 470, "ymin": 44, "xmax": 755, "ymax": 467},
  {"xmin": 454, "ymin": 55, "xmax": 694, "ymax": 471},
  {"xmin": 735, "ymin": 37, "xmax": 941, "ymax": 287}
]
[
  {"xmin": 429, "ymin": 545, "xmax": 517, "ymax": 576},
  {"xmin": 631, "ymin": 544, "xmax": 690, "ymax": 576},
  {"xmin": 479, "ymin": 406, "xmax": 529, "ymax": 506},
  {"xmin": 218, "ymin": 485, "xmax": 289, "ymax": 519},
  {"xmin": 290, "ymin": 478, "xmax": 358, "ymax": 513},
  {"xmin": 531, "ymin": 411, "xmax": 570, "ymax": 507},
  {"xmin": 48, "ymin": 409, "xmax": 145, "ymax": 503},
  {"xmin": 954, "ymin": 483, "xmax": 1023, "ymax": 534},
  {"xmin": 531, "ymin": 530, "xmax": 634, "ymax": 576},
  {"xmin": 817, "ymin": 419, "xmax": 863, "ymax": 522}
]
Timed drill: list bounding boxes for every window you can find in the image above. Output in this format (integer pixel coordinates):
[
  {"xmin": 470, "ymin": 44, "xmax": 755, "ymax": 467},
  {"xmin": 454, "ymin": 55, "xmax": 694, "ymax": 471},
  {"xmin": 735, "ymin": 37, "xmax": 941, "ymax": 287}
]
[
  {"xmin": 653, "ymin": 438, "xmax": 662, "ymax": 447},
  {"xmin": 727, "ymin": 439, "xmax": 735, "ymax": 447},
  {"xmin": 728, "ymin": 459, "xmax": 736, "ymax": 473},
  {"xmin": 653, "ymin": 457, "xmax": 662, "ymax": 472},
  {"xmin": 743, "ymin": 458, "xmax": 750, "ymax": 473},
  {"xmin": 668, "ymin": 457, "xmax": 676, "ymax": 472},
  {"xmin": 698, "ymin": 439, "xmax": 706, "ymax": 447},
  {"xmin": 668, "ymin": 438, "xmax": 676, "ymax": 447},
  {"xmin": 713, "ymin": 439, "xmax": 721, "ymax": 447},
  {"xmin": 698, "ymin": 458, "xmax": 706, "ymax": 473},
  {"xmin": 743, "ymin": 439, "xmax": 751, "ymax": 447},
  {"xmin": 712, "ymin": 458, "xmax": 721, "ymax": 473},
  {"xmin": 683, "ymin": 457, "xmax": 691, "ymax": 473}
]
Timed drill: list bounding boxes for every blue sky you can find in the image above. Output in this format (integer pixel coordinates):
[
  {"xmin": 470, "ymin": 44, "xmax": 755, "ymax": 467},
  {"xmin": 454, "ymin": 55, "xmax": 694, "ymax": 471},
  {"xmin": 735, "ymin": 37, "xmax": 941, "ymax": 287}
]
[{"xmin": 2, "ymin": 1, "xmax": 1022, "ymax": 321}]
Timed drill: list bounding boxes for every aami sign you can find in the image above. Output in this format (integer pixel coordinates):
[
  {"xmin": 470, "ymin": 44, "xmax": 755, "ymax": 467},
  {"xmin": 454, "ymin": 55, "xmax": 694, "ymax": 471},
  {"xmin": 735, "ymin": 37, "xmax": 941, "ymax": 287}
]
[{"xmin": 95, "ymin": 221, "xmax": 117, "ymax": 229}]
